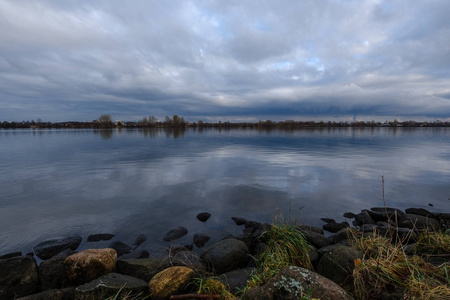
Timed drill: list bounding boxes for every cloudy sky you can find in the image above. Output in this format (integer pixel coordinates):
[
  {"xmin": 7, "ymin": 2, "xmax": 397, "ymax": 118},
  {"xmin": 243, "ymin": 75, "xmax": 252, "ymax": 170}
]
[{"xmin": 1, "ymin": 0, "xmax": 450, "ymax": 122}]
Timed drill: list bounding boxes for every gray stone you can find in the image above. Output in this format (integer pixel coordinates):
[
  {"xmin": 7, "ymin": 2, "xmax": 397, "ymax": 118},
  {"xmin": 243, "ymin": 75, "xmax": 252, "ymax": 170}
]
[
  {"xmin": 332, "ymin": 228, "xmax": 357, "ymax": 244},
  {"xmin": 74, "ymin": 273, "xmax": 148, "ymax": 300},
  {"xmin": 171, "ymin": 250, "xmax": 205, "ymax": 271},
  {"xmin": 39, "ymin": 256, "xmax": 70, "ymax": 291},
  {"xmin": 244, "ymin": 266, "xmax": 354, "ymax": 300},
  {"xmin": 86, "ymin": 233, "xmax": 114, "ymax": 242},
  {"xmin": 193, "ymin": 233, "xmax": 211, "ymax": 248},
  {"xmin": 231, "ymin": 217, "xmax": 247, "ymax": 225},
  {"xmin": 108, "ymin": 241, "xmax": 132, "ymax": 256},
  {"xmin": 354, "ymin": 210, "xmax": 375, "ymax": 225},
  {"xmin": 196, "ymin": 212, "xmax": 211, "ymax": 222},
  {"xmin": 16, "ymin": 287, "xmax": 75, "ymax": 300},
  {"xmin": 33, "ymin": 236, "xmax": 82, "ymax": 260},
  {"xmin": 398, "ymin": 214, "xmax": 440, "ymax": 231},
  {"xmin": 298, "ymin": 224, "xmax": 324, "ymax": 235},
  {"xmin": 360, "ymin": 223, "xmax": 378, "ymax": 233},
  {"xmin": 132, "ymin": 234, "xmax": 147, "ymax": 248},
  {"xmin": 163, "ymin": 226, "xmax": 188, "ymax": 242},
  {"xmin": 323, "ymin": 221, "xmax": 349, "ymax": 233},
  {"xmin": 0, "ymin": 256, "xmax": 39, "ymax": 300},
  {"xmin": 301, "ymin": 229, "xmax": 333, "ymax": 249},
  {"xmin": 201, "ymin": 238, "xmax": 250, "ymax": 274},
  {"xmin": 219, "ymin": 267, "xmax": 254, "ymax": 294},
  {"xmin": 343, "ymin": 212, "xmax": 356, "ymax": 219},
  {"xmin": 405, "ymin": 208, "xmax": 434, "ymax": 218},
  {"xmin": 116, "ymin": 257, "xmax": 171, "ymax": 282}
]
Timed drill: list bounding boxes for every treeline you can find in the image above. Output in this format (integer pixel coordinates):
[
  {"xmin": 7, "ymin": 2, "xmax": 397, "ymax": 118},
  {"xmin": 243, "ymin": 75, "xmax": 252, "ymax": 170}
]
[{"xmin": 1, "ymin": 115, "xmax": 450, "ymax": 129}]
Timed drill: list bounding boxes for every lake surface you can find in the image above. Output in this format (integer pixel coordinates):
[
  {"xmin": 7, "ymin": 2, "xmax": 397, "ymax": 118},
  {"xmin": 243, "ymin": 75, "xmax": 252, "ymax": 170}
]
[{"xmin": 1, "ymin": 127, "xmax": 450, "ymax": 256}]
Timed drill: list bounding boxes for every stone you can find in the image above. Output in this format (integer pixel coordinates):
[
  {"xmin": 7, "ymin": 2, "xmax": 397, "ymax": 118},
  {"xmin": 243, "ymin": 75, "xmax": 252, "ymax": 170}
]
[
  {"xmin": 201, "ymin": 238, "xmax": 250, "ymax": 274},
  {"xmin": 332, "ymin": 228, "xmax": 358, "ymax": 244},
  {"xmin": 193, "ymin": 233, "xmax": 211, "ymax": 248},
  {"xmin": 317, "ymin": 244, "xmax": 363, "ymax": 287},
  {"xmin": 244, "ymin": 266, "xmax": 353, "ymax": 300},
  {"xmin": 253, "ymin": 223, "xmax": 272, "ymax": 237},
  {"xmin": 405, "ymin": 208, "xmax": 434, "ymax": 218},
  {"xmin": 321, "ymin": 218, "xmax": 335, "ymax": 224},
  {"xmin": 75, "ymin": 273, "xmax": 147, "ymax": 300},
  {"xmin": 370, "ymin": 207, "xmax": 405, "ymax": 217},
  {"xmin": 219, "ymin": 267, "xmax": 254, "ymax": 294},
  {"xmin": 133, "ymin": 234, "xmax": 147, "ymax": 247},
  {"xmin": 235, "ymin": 233, "xmax": 257, "ymax": 253},
  {"xmin": 148, "ymin": 266, "xmax": 195, "ymax": 300},
  {"xmin": 398, "ymin": 214, "xmax": 440, "ymax": 231},
  {"xmin": 231, "ymin": 217, "xmax": 247, "ymax": 225},
  {"xmin": 244, "ymin": 221, "xmax": 261, "ymax": 233},
  {"xmin": 323, "ymin": 221, "xmax": 349, "ymax": 233},
  {"xmin": 0, "ymin": 256, "xmax": 39, "ymax": 300},
  {"xmin": 15, "ymin": 287, "xmax": 75, "ymax": 300},
  {"xmin": 116, "ymin": 258, "xmax": 171, "ymax": 282},
  {"xmin": 196, "ymin": 212, "xmax": 211, "ymax": 222},
  {"xmin": 298, "ymin": 224, "xmax": 324, "ymax": 235},
  {"xmin": 354, "ymin": 210, "xmax": 375, "ymax": 225},
  {"xmin": 86, "ymin": 233, "xmax": 114, "ymax": 242},
  {"xmin": 33, "ymin": 236, "xmax": 82, "ymax": 260},
  {"xmin": 163, "ymin": 226, "xmax": 188, "ymax": 242},
  {"xmin": 301, "ymin": 229, "xmax": 333, "ymax": 249},
  {"xmin": 171, "ymin": 251, "xmax": 205, "ymax": 271},
  {"xmin": 343, "ymin": 212, "xmax": 356, "ymax": 219},
  {"xmin": 360, "ymin": 224, "xmax": 378, "ymax": 233},
  {"xmin": 0, "ymin": 251, "xmax": 22, "ymax": 259},
  {"xmin": 118, "ymin": 250, "xmax": 150, "ymax": 259},
  {"xmin": 39, "ymin": 256, "xmax": 70, "ymax": 291},
  {"xmin": 308, "ymin": 245, "xmax": 320, "ymax": 269},
  {"xmin": 64, "ymin": 248, "xmax": 117, "ymax": 285},
  {"xmin": 108, "ymin": 241, "xmax": 132, "ymax": 256}
]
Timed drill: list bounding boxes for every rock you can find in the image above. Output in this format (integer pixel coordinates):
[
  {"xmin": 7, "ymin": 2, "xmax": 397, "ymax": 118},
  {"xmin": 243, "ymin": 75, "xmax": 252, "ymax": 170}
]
[
  {"xmin": 253, "ymin": 223, "xmax": 272, "ymax": 237},
  {"xmin": 323, "ymin": 221, "xmax": 349, "ymax": 233},
  {"xmin": 244, "ymin": 221, "xmax": 261, "ymax": 233},
  {"xmin": 370, "ymin": 207, "xmax": 404, "ymax": 217},
  {"xmin": 39, "ymin": 256, "xmax": 70, "ymax": 291},
  {"xmin": 108, "ymin": 241, "xmax": 132, "ymax": 256},
  {"xmin": 148, "ymin": 266, "xmax": 195, "ymax": 300},
  {"xmin": 360, "ymin": 224, "xmax": 378, "ymax": 233},
  {"xmin": 33, "ymin": 236, "xmax": 82, "ymax": 260},
  {"xmin": 116, "ymin": 258, "xmax": 171, "ymax": 282},
  {"xmin": 196, "ymin": 212, "xmax": 211, "ymax": 222},
  {"xmin": 308, "ymin": 245, "xmax": 320, "ymax": 268},
  {"xmin": 163, "ymin": 226, "xmax": 188, "ymax": 242},
  {"xmin": 219, "ymin": 267, "xmax": 254, "ymax": 294},
  {"xmin": 64, "ymin": 248, "xmax": 117, "ymax": 285},
  {"xmin": 193, "ymin": 233, "xmax": 211, "ymax": 248},
  {"xmin": 171, "ymin": 251, "xmax": 205, "ymax": 271},
  {"xmin": 332, "ymin": 228, "xmax": 357, "ymax": 244},
  {"xmin": 201, "ymin": 238, "xmax": 250, "ymax": 274},
  {"xmin": 298, "ymin": 224, "xmax": 324, "ymax": 235},
  {"xmin": 0, "ymin": 256, "xmax": 39, "ymax": 299},
  {"xmin": 86, "ymin": 233, "xmax": 114, "ymax": 242},
  {"xmin": 301, "ymin": 229, "xmax": 333, "ymax": 249},
  {"xmin": 235, "ymin": 233, "xmax": 257, "ymax": 253},
  {"xmin": 15, "ymin": 287, "xmax": 75, "ymax": 300},
  {"xmin": 405, "ymin": 208, "xmax": 434, "ymax": 218},
  {"xmin": 118, "ymin": 250, "xmax": 150, "ymax": 259},
  {"xmin": 75, "ymin": 273, "xmax": 147, "ymax": 300},
  {"xmin": 321, "ymin": 218, "xmax": 335, "ymax": 224},
  {"xmin": 244, "ymin": 266, "xmax": 353, "ymax": 300},
  {"xmin": 133, "ymin": 234, "xmax": 147, "ymax": 247},
  {"xmin": 168, "ymin": 244, "xmax": 193, "ymax": 256},
  {"xmin": 231, "ymin": 217, "xmax": 247, "ymax": 225},
  {"xmin": 0, "ymin": 251, "xmax": 22, "ymax": 259},
  {"xmin": 398, "ymin": 214, "xmax": 440, "ymax": 231},
  {"xmin": 343, "ymin": 212, "xmax": 356, "ymax": 219},
  {"xmin": 317, "ymin": 244, "xmax": 363, "ymax": 287},
  {"xmin": 354, "ymin": 210, "xmax": 375, "ymax": 226}
]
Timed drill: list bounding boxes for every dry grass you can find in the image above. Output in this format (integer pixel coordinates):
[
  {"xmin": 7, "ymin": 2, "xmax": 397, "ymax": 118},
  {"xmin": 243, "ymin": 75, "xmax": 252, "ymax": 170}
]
[{"xmin": 194, "ymin": 277, "xmax": 237, "ymax": 300}]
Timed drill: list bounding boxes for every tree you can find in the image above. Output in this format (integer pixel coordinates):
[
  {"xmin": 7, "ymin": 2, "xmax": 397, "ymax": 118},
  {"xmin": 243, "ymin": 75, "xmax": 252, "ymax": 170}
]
[{"xmin": 98, "ymin": 115, "xmax": 112, "ymax": 123}]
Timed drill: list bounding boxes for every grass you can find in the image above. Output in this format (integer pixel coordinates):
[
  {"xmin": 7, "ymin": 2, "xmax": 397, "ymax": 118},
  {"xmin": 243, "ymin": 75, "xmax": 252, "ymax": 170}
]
[{"xmin": 194, "ymin": 276, "xmax": 237, "ymax": 300}]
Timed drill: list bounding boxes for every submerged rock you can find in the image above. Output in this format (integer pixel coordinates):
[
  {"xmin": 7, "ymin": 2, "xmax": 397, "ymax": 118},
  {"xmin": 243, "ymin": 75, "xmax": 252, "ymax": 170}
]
[
  {"xmin": 108, "ymin": 241, "xmax": 132, "ymax": 256},
  {"xmin": 163, "ymin": 226, "xmax": 188, "ymax": 242},
  {"xmin": 196, "ymin": 212, "xmax": 211, "ymax": 222},
  {"xmin": 86, "ymin": 233, "xmax": 115, "ymax": 242},
  {"xmin": 33, "ymin": 236, "xmax": 82, "ymax": 260},
  {"xmin": 193, "ymin": 233, "xmax": 210, "ymax": 248}
]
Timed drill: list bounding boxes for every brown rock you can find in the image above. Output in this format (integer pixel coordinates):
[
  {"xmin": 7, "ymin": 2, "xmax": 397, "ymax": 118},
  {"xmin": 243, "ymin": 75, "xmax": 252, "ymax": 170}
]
[
  {"xmin": 64, "ymin": 248, "xmax": 117, "ymax": 285},
  {"xmin": 148, "ymin": 266, "xmax": 195, "ymax": 300}
]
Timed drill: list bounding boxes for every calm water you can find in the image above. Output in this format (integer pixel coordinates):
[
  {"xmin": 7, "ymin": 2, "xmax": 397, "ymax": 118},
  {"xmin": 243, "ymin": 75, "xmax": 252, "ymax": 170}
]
[{"xmin": 1, "ymin": 127, "xmax": 450, "ymax": 256}]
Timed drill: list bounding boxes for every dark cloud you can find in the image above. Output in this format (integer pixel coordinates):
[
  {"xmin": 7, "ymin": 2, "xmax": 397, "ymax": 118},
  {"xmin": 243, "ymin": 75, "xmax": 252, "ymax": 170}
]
[{"xmin": 1, "ymin": 0, "xmax": 450, "ymax": 122}]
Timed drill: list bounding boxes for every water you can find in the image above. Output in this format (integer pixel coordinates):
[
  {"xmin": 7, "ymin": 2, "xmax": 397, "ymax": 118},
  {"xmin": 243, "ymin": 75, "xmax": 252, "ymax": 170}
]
[{"xmin": 1, "ymin": 127, "xmax": 449, "ymax": 256}]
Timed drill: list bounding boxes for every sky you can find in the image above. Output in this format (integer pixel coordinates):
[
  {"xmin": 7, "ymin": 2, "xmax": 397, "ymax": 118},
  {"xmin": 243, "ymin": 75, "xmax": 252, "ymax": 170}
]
[{"xmin": 1, "ymin": 0, "xmax": 450, "ymax": 122}]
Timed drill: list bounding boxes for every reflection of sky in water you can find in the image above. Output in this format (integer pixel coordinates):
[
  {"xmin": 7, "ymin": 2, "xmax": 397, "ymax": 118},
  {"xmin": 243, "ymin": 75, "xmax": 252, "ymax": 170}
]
[{"xmin": 0, "ymin": 128, "xmax": 450, "ymax": 255}]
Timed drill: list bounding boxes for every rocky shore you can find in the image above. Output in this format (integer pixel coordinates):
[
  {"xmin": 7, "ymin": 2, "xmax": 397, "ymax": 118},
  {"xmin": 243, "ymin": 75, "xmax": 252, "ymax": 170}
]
[{"xmin": 1, "ymin": 207, "xmax": 449, "ymax": 300}]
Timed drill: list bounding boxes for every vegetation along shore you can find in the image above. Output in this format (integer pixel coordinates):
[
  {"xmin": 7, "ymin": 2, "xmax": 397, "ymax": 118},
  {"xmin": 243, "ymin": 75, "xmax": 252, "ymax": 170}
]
[{"xmin": 1, "ymin": 205, "xmax": 450, "ymax": 299}]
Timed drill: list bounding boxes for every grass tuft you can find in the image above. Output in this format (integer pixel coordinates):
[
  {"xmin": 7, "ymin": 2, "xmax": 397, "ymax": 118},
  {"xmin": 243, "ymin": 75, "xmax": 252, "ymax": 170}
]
[{"xmin": 194, "ymin": 276, "xmax": 237, "ymax": 300}]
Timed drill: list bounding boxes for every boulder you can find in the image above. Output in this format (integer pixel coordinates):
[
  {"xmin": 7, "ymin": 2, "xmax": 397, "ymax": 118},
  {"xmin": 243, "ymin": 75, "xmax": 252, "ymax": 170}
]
[
  {"xmin": 196, "ymin": 212, "xmax": 211, "ymax": 222},
  {"xmin": 0, "ymin": 251, "xmax": 22, "ymax": 259},
  {"xmin": 0, "ymin": 256, "xmax": 39, "ymax": 300},
  {"xmin": 108, "ymin": 241, "xmax": 132, "ymax": 257},
  {"xmin": 201, "ymin": 238, "xmax": 250, "ymax": 274},
  {"xmin": 64, "ymin": 248, "xmax": 117, "ymax": 285},
  {"xmin": 231, "ymin": 217, "xmax": 247, "ymax": 225},
  {"xmin": 171, "ymin": 251, "xmax": 205, "ymax": 271},
  {"xmin": 370, "ymin": 207, "xmax": 404, "ymax": 217},
  {"xmin": 323, "ymin": 221, "xmax": 349, "ymax": 233},
  {"xmin": 163, "ymin": 226, "xmax": 188, "ymax": 242},
  {"xmin": 298, "ymin": 224, "xmax": 324, "ymax": 235},
  {"xmin": 343, "ymin": 212, "xmax": 356, "ymax": 219},
  {"xmin": 253, "ymin": 223, "xmax": 272, "ymax": 237},
  {"xmin": 116, "ymin": 258, "xmax": 171, "ymax": 282},
  {"xmin": 398, "ymin": 214, "xmax": 440, "ymax": 231},
  {"xmin": 235, "ymin": 233, "xmax": 257, "ymax": 253},
  {"xmin": 33, "ymin": 236, "xmax": 82, "ymax": 260},
  {"xmin": 332, "ymin": 228, "xmax": 357, "ymax": 244},
  {"xmin": 354, "ymin": 210, "xmax": 375, "ymax": 226},
  {"xmin": 193, "ymin": 233, "xmax": 211, "ymax": 248},
  {"xmin": 321, "ymin": 218, "xmax": 335, "ymax": 224},
  {"xmin": 300, "ymin": 229, "xmax": 332, "ymax": 249},
  {"xmin": 405, "ymin": 208, "xmax": 434, "ymax": 218},
  {"xmin": 317, "ymin": 244, "xmax": 363, "ymax": 287},
  {"xmin": 244, "ymin": 221, "xmax": 261, "ymax": 233},
  {"xmin": 219, "ymin": 267, "xmax": 254, "ymax": 294},
  {"xmin": 75, "ymin": 273, "xmax": 147, "ymax": 300},
  {"xmin": 39, "ymin": 255, "xmax": 71, "ymax": 291},
  {"xmin": 148, "ymin": 266, "xmax": 195, "ymax": 300},
  {"xmin": 244, "ymin": 266, "xmax": 353, "ymax": 300},
  {"xmin": 15, "ymin": 287, "xmax": 75, "ymax": 300},
  {"xmin": 360, "ymin": 224, "xmax": 378, "ymax": 233},
  {"xmin": 308, "ymin": 245, "xmax": 320, "ymax": 268},
  {"xmin": 86, "ymin": 233, "xmax": 114, "ymax": 242}
]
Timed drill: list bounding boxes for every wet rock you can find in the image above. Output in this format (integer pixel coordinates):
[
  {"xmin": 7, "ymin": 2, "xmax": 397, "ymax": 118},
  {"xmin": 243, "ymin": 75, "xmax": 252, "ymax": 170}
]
[
  {"xmin": 323, "ymin": 221, "xmax": 349, "ymax": 233},
  {"xmin": 332, "ymin": 228, "xmax": 357, "ymax": 244},
  {"xmin": 244, "ymin": 221, "xmax": 261, "ymax": 233},
  {"xmin": 244, "ymin": 266, "xmax": 353, "ymax": 300},
  {"xmin": 343, "ymin": 212, "xmax": 356, "ymax": 219},
  {"xmin": 168, "ymin": 244, "xmax": 193, "ymax": 256},
  {"xmin": 75, "ymin": 273, "xmax": 147, "ymax": 300},
  {"xmin": 317, "ymin": 244, "xmax": 363, "ymax": 287},
  {"xmin": 360, "ymin": 224, "xmax": 378, "ymax": 233},
  {"xmin": 405, "ymin": 208, "xmax": 434, "ymax": 218},
  {"xmin": 39, "ymin": 256, "xmax": 70, "ymax": 291},
  {"xmin": 163, "ymin": 226, "xmax": 188, "ymax": 242},
  {"xmin": 148, "ymin": 266, "xmax": 195, "ymax": 300},
  {"xmin": 0, "ymin": 256, "xmax": 39, "ymax": 299},
  {"xmin": 108, "ymin": 241, "xmax": 132, "ymax": 256},
  {"xmin": 354, "ymin": 210, "xmax": 375, "ymax": 226},
  {"xmin": 196, "ymin": 212, "xmax": 211, "ymax": 222},
  {"xmin": 0, "ymin": 251, "xmax": 22, "ymax": 259},
  {"xmin": 219, "ymin": 267, "xmax": 254, "ymax": 294},
  {"xmin": 298, "ymin": 224, "xmax": 324, "ymax": 235},
  {"xmin": 86, "ymin": 233, "xmax": 114, "ymax": 242},
  {"xmin": 370, "ymin": 207, "xmax": 405, "ymax": 217},
  {"xmin": 231, "ymin": 217, "xmax": 247, "ymax": 225},
  {"xmin": 64, "ymin": 248, "xmax": 117, "ymax": 285},
  {"xmin": 171, "ymin": 251, "xmax": 205, "ymax": 271},
  {"xmin": 201, "ymin": 238, "xmax": 250, "ymax": 274},
  {"xmin": 33, "ymin": 236, "xmax": 82, "ymax": 260},
  {"xmin": 301, "ymin": 229, "xmax": 333, "ymax": 249},
  {"xmin": 193, "ymin": 233, "xmax": 211, "ymax": 248},
  {"xmin": 118, "ymin": 250, "xmax": 150, "ymax": 259},
  {"xmin": 15, "ymin": 287, "xmax": 75, "ymax": 300},
  {"xmin": 235, "ymin": 233, "xmax": 257, "ymax": 253},
  {"xmin": 308, "ymin": 245, "xmax": 320, "ymax": 269},
  {"xmin": 398, "ymin": 214, "xmax": 440, "ymax": 231},
  {"xmin": 116, "ymin": 258, "xmax": 171, "ymax": 282},
  {"xmin": 321, "ymin": 218, "xmax": 335, "ymax": 224},
  {"xmin": 253, "ymin": 223, "xmax": 272, "ymax": 237},
  {"xmin": 132, "ymin": 234, "xmax": 147, "ymax": 248}
]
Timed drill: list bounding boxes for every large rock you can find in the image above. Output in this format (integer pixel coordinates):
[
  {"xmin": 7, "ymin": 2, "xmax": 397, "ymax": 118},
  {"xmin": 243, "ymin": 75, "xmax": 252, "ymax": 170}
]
[
  {"xmin": 405, "ymin": 208, "xmax": 434, "ymax": 218},
  {"xmin": 398, "ymin": 213, "xmax": 440, "ymax": 230},
  {"xmin": 64, "ymin": 248, "xmax": 117, "ymax": 285},
  {"xmin": 354, "ymin": 210, "xmax": 375, "ymax": 226},
  {"xmin": 193, "ymin": 233, "xmax": 211, "ymax": 248},
  {"xmin": 116, "ymin": 258, "xmax": 171, "ymax": 282},
  {"xmin": 75, "ymin": 273, "xmax": 147, "ymax": 300},
  {"xmin": 33, "ymin": 236, "xmax": 82, "ymax": 260},
  {"xmin": 201, "ymin": 238, "xmax": 250, "ymax": 274},
  {"xmin": 300, "ymin": 229, "xmax": 332, "ymax": 249},
  {"xmin": 148, "ymin": 266, "xmax": 195, "ymax": 300},
  {"xmin": 317, "ymin": 244, "xmax": 363, "ymax": 287},
  {"xmin": 219, "ymin": 267, "xmax": 254, "ymax": 294},
  {"xmin": 39, "ymin": 255, "xmax": 70, "ymax": 291},
  {"xmin": 16, "ymin": 287, "xmax": 75, "ymax": 300},
  {"xmin": 163, "ymin": 226, "xmax": 188, "ymax": 242},
  {"xmin": 196, "ymin": 212, "xmax": 211, "ymax": 222},
  {"xmin": 323, "ymin": 221, "xmax": 349, "ymax": 233},
  {"xmin": 244, "ymin": 266, "xmax": 353, "ymax": 300},
  {"xmin": 0, "ymin": 256, "xmax": 39, "ymax": 300}
]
